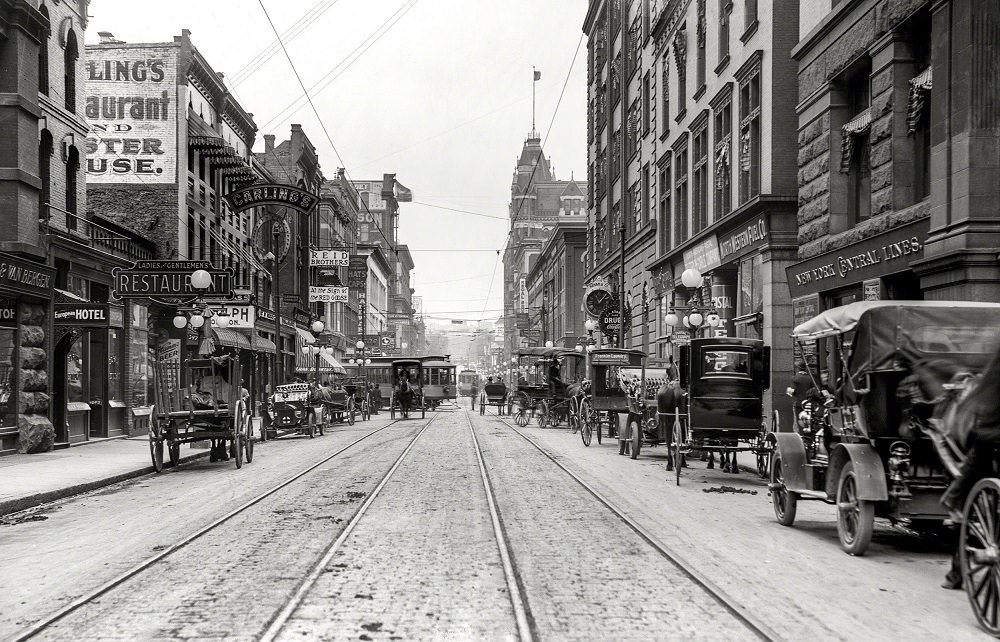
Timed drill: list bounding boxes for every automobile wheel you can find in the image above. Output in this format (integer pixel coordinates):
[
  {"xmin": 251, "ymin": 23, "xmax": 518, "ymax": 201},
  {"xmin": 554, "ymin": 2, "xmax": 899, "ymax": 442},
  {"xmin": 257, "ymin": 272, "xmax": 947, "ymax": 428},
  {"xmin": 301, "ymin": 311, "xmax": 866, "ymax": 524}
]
[
  {"xmin": 836, "ymin": 461, "xmax": 874, "ymax": 555},
  {"xmin": 630, "ymin": 415, "xmax": 642, "ymax": 460},
  {"xmin": 770, "ymin": 452, "xmax": 798, "ymax": 526}
]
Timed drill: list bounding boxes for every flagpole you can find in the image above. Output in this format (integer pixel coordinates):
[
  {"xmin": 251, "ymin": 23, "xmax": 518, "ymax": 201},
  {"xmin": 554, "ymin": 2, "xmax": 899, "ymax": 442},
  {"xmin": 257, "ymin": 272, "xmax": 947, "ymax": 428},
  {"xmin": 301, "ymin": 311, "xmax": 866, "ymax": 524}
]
[{"xmin": 531, "ymin": 66, "xmax": 536, "ymax": 137}]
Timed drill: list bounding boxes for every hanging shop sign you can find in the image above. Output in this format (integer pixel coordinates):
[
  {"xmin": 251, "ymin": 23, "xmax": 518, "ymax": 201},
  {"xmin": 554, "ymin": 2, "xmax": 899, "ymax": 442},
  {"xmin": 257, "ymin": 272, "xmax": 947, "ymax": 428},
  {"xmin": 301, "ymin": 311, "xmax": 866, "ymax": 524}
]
[
  {"xmin": 309, "ymin": 286, "xmax": 349, "ymax": 303},
  {"xmin": 598, "ymin": 303, "xmax": 631, "ymax": 337},
  {"xmin": 309, "ymin": 249, "xmax": 350, "ymax": 267},
  {"xmin": 111, "ymin": 260, "xmax": 234, "ymax": 300},
  {"xmin": 718, "ymin": 216, "xmax": 769, "ymax": 263},
  {"xmin": 54, "ymin": 302, "xmax": 110, "ymax": 327},
  {"xmin": 250, "ymin": 217, "xmax": 291, "ymax": 263},
  {"xmin": 516, "ymin": 312, "xmax": 530, "ymax": 331},
  {"xmin": 223, "ymin": 184, "xmax": 318, "ymax": 214},
  {"xmin": 785, "ymin": 217, "xmax": 930, "ymax": 298},
  {"xmin": 0, "ymin": 252, "xmax": 54, "ymax": 298},
  {"xmin": 591, "ymin": 351, "xmax": 632, "ymax": 364},
  {"xmin": 863, "ymin": 278, "xmax": 881, "ymax": 301},
  {"xmin": 209, "ymin": 304, "xmax": 255, "ymax": 329},
  {"xmin": 109, "ymin": 304, "xmax": 124, "ymax": 328},
  {"xmin": 682, "ymin": 235, "xmax": 722, "ymax": 276},
  {"xmin": 348, "ymin": 256, "xmax": 369, "ymax": 288},
  {"xmin": 316, "ymin": 270, "xmax": 342, "ymax": 286},
  {"xmin": 792, "ymin": 294, "xmax": 820, "ymax": 367},
  {"xmin": 293, "ymin": 308, "xmax": 312, "ymax": 326},
  {"xmin": 387, "ymin": 312, "xmax": 410, "ymax": 323},
  {"xmin": 379, "ymin": 333, "xmax": 396, "ymax": 350}
]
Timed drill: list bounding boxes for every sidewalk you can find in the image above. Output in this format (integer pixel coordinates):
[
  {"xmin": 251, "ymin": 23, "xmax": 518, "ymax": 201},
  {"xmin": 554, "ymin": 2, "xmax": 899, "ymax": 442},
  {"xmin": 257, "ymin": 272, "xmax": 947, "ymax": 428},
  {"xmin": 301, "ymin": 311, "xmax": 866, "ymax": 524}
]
[{"xmin": 0, "ymin": 437, "xmax": 209, "ymax": 516}]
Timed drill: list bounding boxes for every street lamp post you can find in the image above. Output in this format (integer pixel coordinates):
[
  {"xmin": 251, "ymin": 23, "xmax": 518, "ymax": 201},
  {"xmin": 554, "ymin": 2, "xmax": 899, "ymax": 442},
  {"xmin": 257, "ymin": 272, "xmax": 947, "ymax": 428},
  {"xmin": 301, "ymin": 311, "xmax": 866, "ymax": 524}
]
[
  {"xmin": 575, "ymin": 318, "xmax": 598, "ymax": 376},
  {"xmin": 663, "ymin": 268, "xmax": 720, "ymax": 342}
]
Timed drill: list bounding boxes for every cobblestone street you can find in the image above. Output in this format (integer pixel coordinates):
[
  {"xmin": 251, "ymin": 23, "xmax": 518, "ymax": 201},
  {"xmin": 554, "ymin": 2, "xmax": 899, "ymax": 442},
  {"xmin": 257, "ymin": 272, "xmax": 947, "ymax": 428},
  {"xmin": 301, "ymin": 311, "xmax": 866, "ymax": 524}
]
[{"xmin": 0, "ymin": 409, "xmax": 992, "ymax": 640}]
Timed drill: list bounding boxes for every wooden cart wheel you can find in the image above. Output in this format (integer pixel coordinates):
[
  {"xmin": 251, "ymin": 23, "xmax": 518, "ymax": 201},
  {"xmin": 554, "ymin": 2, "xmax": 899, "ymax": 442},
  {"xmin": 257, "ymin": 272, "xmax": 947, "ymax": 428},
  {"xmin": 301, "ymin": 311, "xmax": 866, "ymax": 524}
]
[
  {"xmin": 244, "ymin": 413, "xmax": 254, "ymax": 464},
  {"xmin": 149, "ymin": 418, "xmax": 164, "ymax": 473},
  {"xmin": 348, "ymin": 400, "xmax": 355, "ymax": 426},
  {"xmin": 630, "ymin": 414, "xmax": 642, "ymax": 460},
  {"xmin": 567, "ymin": 397, "xmax": 579, "ymax": 433},
  {"xmin": 580, "ymin": 398, "xmax": 592, "ymax": 446},
  {"xmin": 595, "ymin": 409, "xmax": 602, "ymax": 445},
  {"xmin": 836, "ymin": 461, "xmax": 874, "ymax": 555},
  {"xmin": 537, "ymin": 400, "xmax": 549, "ymax": 429},
  {"xmin": 961, "ymin": 478, "xmax": 1000, "ymax": 637},
  {"xmin": 233, "ymin": 430, "xmax": 244, "ymax": 469},
  {"xmin": 421, "ymin": 395, "xmax": 426, "ymax": 419},
  {"xmin": 390, "ymin": 391, "xmax": 396, "ymax": 420}
]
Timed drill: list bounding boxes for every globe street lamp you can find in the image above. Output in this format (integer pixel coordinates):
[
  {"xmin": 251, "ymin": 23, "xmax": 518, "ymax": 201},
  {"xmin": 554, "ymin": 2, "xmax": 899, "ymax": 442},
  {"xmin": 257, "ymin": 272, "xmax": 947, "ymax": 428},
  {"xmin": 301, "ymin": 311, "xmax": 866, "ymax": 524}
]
[{"xmin": 665, "ymin": 267, "xmax": 718, "ymax": 339}]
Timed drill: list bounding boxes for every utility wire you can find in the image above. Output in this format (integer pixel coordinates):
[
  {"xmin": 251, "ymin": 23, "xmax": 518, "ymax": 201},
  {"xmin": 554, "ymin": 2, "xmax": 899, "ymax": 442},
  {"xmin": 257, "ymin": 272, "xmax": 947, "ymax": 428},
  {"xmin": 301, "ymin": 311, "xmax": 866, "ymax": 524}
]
[
  {"xmin": 258, "ymin": 0, "xmax": 406, "ymax": 255},
  {"xmin": 500, "ymin": 31, "xmax": 584, "ymax": 255},
  {"xmin": 409, "ymin": 201, "xmax": 508, "ymax": 221}
]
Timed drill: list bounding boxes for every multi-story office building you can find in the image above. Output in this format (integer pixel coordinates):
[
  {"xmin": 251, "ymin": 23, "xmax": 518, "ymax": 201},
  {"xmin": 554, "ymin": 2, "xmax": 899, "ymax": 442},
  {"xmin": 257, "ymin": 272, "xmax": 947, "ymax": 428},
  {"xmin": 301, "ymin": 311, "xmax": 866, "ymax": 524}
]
[
  {"xmin": 502, "ymin": 136, "xmax": 586, "ymax": 359},
  {"xmin": 791, "ymin": 0, "xmax": 1000, "ymax": 323},
  {"xmin": 584, "ymin": 0, "xmax": 801, "ymax": 414},
  {"xmin": 316, "ymin": 169, "xmax": 360, "ymax": 363}
]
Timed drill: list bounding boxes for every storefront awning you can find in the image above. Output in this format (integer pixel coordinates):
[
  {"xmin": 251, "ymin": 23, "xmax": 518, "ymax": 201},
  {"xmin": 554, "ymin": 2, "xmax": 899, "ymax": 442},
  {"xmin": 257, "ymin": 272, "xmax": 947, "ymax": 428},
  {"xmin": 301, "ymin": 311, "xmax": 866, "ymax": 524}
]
[
  {"xmin": 252, "ymin": 335, "xmax": 276, "ymax": 354},
  {"xmin": 294, "ymin": 327, "xmax": 317, "ymax": 345},
  {"xmin": 320, "ymin": 352, "xmax": 346, "ymax": 374},
  {"xmin": 214, "ymin": 327, "xmax": 252, "ymax": 350}
]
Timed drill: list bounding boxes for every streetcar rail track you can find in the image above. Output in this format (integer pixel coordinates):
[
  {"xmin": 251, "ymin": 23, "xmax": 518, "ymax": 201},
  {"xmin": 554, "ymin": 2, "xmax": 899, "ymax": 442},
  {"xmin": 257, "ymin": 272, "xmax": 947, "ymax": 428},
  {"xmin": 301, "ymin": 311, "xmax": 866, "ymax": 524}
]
[
  {"xmin": 258, "ymin": 414, "xmax": 436, "ymax": 642},
  {"xmin": 492, "ymin": 413, "xmax": 781, "ymax": 642},
  {"xmin": 7, "ymin": 417, "xmax": 423, "ymax": 642},
  {"xmin": 464, "ymin": 411, "xmax": 535, "ymax": 642}
]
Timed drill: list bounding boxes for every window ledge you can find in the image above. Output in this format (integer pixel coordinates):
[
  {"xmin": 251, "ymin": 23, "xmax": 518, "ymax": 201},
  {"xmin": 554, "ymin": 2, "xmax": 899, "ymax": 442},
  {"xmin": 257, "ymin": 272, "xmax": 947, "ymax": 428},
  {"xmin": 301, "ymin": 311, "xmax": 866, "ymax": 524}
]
[
  {"xmin": 714, "ymin": 54, "xmax": 731, "ymax": 75},
  {"xmin": 740, "ymin": 20, "xmax": 759, "ymax": 44},
  {"xmin": 659, "ymin": 128, "xmax": 670, "ymax": 142},
  {"xmin": 693, "ymin": 84, "xmax": 707, "ymax": 102},
  {"xmin": 674, "ymin": 108, "xmax": 687, "ymax": 124}
]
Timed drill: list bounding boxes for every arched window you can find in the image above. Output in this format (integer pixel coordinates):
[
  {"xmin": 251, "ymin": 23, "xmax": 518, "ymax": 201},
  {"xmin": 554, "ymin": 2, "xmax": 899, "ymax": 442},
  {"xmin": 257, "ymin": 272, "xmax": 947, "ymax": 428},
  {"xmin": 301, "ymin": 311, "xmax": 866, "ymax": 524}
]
[
  {"xmin": 64, "ymin": 28, "xmax": 78, "ymax": 112},
  {"xmin": 38, "ymin": 4, "xmax": 49, "ymax": 96},
  {"xmin": 66, "ymin": 145, "xmax": 79, "ymax": 230},
  {"xmin": 39, "ymin": 129, "xmax": 52, "ymax": 218}
]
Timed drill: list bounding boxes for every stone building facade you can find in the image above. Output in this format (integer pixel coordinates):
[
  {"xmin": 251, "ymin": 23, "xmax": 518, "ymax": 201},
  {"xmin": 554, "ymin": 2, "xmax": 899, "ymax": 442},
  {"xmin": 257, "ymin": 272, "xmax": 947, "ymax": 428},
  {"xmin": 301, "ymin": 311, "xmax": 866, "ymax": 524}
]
[
  {"xmin": 525, "ymin": 217, "xmax": 589, "ymax": 350},
  {"xmin": 502, "ymin": 136, "xmax": 586, "ymax": 360},
  {"xmin": 584, "ymin": 0, "xmax": 801, "ymax": 416},
  {"xmin": 791, "ymin": 0, "xmax": 1000, "ymax": 326}
]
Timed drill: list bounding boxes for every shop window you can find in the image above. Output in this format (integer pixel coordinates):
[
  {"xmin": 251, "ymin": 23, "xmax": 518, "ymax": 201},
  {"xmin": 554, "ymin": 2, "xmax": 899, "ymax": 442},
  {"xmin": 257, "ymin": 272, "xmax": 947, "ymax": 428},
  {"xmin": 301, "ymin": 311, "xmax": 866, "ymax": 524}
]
[
  {"xmin": 737, "ymin": 254, "xmax": 762, "ymax": 339},
  {"xmin": 67, "ymin": 336, "xmax": 87, "ymax": 404},
  {"xmin": 0, "ymin": 321, "xmax": 16, "ymax": 433},
  {"xmin": 738, "ymin": 70, "xmax": 761, "ymax": 203},
  {"xmin": 108, "ymin": 328, "xmax": 122, "ymax": 402},
  {"xmin": 692, "ymin": 125, "xmax": 709, "ymax": 233},
  {"xmin": 130, "ymin": 304, "xmax": 149, "ymax": 408}
]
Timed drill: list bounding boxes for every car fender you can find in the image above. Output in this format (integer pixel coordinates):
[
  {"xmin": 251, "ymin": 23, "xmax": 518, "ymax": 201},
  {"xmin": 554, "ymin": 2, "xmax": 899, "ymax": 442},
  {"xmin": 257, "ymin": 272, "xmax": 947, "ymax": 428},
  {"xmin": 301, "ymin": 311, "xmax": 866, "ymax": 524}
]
[
  {"xmin": 772, "ymin": 432, "xmax": 809, "ymax": 492},
  {"xmin": 826, "ymin": 443, "xmax": 887, "ymax": 501}
]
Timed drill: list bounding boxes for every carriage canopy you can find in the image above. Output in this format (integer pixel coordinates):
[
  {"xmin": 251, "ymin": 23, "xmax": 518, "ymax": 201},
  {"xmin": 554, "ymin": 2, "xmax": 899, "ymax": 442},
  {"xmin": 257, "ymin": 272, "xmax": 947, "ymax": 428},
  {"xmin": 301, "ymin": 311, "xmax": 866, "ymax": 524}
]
[{"xmin": 792, "ymin": 301, "xmax": 1000, "ymax": 378}]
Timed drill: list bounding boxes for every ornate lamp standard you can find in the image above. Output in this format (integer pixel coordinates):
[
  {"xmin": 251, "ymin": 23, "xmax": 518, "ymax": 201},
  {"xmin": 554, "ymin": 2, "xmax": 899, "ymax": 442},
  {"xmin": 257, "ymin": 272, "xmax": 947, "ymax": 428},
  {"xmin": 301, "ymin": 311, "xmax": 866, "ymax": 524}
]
[
  {"xmin": 348, "ymin": 339, "xmax": 371, "ymax": 381},
  {"xmin": 574, "ymin": 318, "xmax": 599, "ymax": 374},
  {"xmin": 663, "ymin": 268, "xmax": 721, "ymax": 339}
]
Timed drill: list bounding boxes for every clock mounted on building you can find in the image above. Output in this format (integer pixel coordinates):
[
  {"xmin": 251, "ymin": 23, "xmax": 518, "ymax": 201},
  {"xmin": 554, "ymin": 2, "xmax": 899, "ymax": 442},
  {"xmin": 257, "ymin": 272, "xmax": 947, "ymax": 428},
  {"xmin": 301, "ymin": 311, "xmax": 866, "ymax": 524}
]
[{"xmin": 585, "ymin": 288, "xmax": 615, "ymax": 318}]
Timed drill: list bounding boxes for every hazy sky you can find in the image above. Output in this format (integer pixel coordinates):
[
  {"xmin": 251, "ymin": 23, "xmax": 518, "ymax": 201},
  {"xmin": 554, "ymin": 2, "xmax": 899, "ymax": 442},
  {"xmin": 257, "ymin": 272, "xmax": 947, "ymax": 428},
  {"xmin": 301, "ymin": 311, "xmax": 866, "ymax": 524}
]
[{"xmin": 86, "ymin": 0, "xmax": 589, "ymax": 324}]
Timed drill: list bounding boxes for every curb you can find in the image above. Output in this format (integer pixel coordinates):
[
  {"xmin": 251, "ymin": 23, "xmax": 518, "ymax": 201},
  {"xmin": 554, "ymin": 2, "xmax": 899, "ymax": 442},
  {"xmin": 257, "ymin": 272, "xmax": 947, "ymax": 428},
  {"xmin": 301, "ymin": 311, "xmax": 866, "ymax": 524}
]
[{"xmin": 0, "ymin": 450, "xmax": 211, "ymax": 517}]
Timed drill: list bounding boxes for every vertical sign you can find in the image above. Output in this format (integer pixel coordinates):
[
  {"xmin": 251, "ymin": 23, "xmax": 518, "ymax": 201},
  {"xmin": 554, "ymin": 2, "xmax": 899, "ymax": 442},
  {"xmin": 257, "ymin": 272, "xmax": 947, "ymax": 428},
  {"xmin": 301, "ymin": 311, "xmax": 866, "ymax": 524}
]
[
  {"xmin": 348, "ymin": 256, "xmax": 368, "ymax": 341},
  {"xmin": 863, "ymin": 278, "xmax": 881, "ymax": 301},
  {"xmin": 85, "ymin": 47, "xmax": 178, "ymax": 183},
  {"xmin": 792, "ymin": 294, "xmax": 820, "ymax": 368}
]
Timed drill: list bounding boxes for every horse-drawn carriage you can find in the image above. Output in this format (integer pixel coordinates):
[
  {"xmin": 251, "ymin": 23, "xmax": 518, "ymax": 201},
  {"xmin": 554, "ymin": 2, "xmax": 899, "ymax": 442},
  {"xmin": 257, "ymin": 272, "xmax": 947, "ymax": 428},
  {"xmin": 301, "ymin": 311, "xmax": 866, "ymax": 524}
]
[
  {"xmin": 770, "ymin": 301, "xmax": 1000, "ymax": 560},
  {"xmin": 662, "ymin": 337, "xmax": 773, "ymax": 483},
  {"xmin": 263, "ymin": 383, "xmax": 323, "ymax": 439},
  {"xmin": 151, "ymin": 354, "xmax": 253, "ymax": 471},
  {"xmin": 479, "ymin": 381, "xmax": 508, "ymax": 415},
  {"xmin": 344, "ymin": 378, "xmax": 370, "ymax": 421},
  {"xmin": 320, "ymin": 384, "xmax": 356, "ymax": 427},
  {"xmin": 510, "ymin": 347, "xmax": 585, "ymax": 429},
  {"xmin": 389, "ymin": 358, "xmax": 425, "ymax": 419}
]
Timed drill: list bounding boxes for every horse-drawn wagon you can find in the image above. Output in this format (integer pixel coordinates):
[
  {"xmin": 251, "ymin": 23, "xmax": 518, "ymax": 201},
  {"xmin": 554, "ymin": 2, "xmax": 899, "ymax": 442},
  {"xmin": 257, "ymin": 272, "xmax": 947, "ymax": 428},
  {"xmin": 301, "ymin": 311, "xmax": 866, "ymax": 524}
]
[
  {"xmin": 390, "ymin": 358, "xmax": 425, "ymax": 419},
  {"xmin": 151, "ymin": 354, "xmax": 253, "ymax": 471},
  {"xmin": 510, "ymin": 347, "xmax": 585, "ymax": 429}
]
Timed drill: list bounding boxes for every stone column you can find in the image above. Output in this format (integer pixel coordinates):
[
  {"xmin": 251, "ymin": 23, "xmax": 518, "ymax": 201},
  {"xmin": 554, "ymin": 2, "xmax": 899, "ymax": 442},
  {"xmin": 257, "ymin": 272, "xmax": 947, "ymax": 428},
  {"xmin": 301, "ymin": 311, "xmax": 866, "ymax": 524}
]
[
  {"xmin": 16, "ymin": 301, "xmax": 53, "ymax": 453},
  {"xmin": 914, "ymin": 0, "xmax": 1000, "ymax": 300}
]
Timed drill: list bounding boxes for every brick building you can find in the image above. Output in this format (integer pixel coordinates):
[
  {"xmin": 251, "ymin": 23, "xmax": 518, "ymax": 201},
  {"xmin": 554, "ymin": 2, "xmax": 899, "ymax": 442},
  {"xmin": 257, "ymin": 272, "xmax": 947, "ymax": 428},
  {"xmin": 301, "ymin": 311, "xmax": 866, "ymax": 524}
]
[
  {"xmin": 791, "ymin": 0, "xmax": 1000, "ymax": 333},
  {"xmin": 316, "ymin": 168, "xmax": 360, "ymax": 364},
  {"xmin": 502, "ymin": 136, "xmax": 586, "ymax": 360},
  {"xmin": 86, "ymin": 30, "xmax": 273, "ymax": 428},
  {"xmin": 525, "ymin": 217, "xmax": 589, "ymax": 350},
  {"xmin": 584, "ymin": 0, "xmax": 801, "ymax": 416}
]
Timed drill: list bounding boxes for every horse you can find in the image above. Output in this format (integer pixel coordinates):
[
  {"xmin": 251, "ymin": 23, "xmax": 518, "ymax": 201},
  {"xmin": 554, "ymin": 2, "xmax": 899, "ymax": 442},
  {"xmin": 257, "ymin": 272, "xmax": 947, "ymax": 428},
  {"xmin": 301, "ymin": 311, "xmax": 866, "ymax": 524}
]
[
  {"xmin": 659, "ymin": 381, "xmax": 689, "ymax": 472},
  {"xmin": 396, "ymin": 377, "xmax": 415, "ymax": 419}
]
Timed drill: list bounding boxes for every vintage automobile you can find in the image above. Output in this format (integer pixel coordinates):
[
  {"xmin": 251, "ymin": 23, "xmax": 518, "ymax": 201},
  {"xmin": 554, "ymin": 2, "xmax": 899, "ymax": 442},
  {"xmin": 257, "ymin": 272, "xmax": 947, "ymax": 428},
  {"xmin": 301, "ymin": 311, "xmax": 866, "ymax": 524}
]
[
  {"xmin": 770, "ymin": 301, "xmax": 1000, "ymax": 558},
  {"xmin": 264, "ymin": 383, "xmax": 321, "ymax": 439},
  {"xmin": 663, "ymin": 337, "xmax": 773, "ymax": 483}
]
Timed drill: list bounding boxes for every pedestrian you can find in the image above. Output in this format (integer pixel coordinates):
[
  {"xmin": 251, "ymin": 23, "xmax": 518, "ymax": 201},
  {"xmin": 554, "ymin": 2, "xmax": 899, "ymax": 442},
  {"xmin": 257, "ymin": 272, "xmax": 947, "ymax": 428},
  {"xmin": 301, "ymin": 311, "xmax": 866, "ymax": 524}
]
[{"xmin": 666, "ymin": 354, "xmax": 679, "ymax": 382}]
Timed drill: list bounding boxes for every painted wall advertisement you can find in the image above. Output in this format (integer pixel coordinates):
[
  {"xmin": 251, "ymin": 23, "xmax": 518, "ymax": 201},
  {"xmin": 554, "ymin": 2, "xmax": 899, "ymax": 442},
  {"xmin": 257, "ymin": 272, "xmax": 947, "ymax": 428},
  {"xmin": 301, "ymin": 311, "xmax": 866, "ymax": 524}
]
[{"xmin": 85, "ymin": 46, "xmax": 177, "ymax": 183}]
